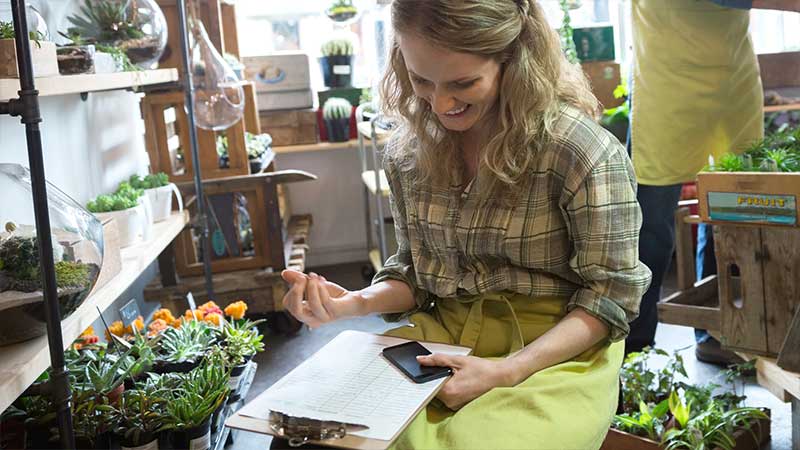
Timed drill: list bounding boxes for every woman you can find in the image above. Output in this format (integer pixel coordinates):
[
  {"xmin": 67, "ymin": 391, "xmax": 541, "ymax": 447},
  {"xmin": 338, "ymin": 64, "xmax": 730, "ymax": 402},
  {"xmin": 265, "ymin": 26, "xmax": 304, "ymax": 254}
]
[{"xmin": 280, "ymin": 0, "xmax": 651, "ymax": 448}]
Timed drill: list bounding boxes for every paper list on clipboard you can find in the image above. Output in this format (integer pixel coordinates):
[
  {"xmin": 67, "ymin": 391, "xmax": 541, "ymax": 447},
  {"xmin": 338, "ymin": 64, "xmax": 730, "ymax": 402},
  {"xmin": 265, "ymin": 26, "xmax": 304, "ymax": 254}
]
[{"xmin": 238, "ymin": 330, "xmax": 471, "ymax": 441}]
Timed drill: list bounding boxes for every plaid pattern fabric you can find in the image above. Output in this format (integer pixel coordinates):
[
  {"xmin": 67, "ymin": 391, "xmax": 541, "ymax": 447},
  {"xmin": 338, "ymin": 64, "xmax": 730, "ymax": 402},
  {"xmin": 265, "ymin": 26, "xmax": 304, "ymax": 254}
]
[{"xmin": 374, "ymin": 106, "xmax": 652, "ymax": 341}]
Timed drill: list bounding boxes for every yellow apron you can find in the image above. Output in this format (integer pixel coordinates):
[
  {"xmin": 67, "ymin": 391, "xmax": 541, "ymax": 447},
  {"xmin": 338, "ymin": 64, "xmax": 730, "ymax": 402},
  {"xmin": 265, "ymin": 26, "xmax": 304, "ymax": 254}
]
[
  {"xmin": 385, "ymin": 293, "xmax": 624, "ymax": 450},
  {"xmin": 631, "ymin": 0, "xmax": 763, "ymax": 186}
]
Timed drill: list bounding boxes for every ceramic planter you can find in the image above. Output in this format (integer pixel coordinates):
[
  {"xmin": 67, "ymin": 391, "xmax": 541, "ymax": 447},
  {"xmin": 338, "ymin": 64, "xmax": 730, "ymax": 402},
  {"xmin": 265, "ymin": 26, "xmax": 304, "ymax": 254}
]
[
  {"xmin": 325, "ymin": 117, "xmax": 351, "ymax": 143},
  {"xmin": 169, "ymin": 418, "xmax": 211, "ymax": 450},
  {"xmin": 319, "ymin": 55, "xmax": 353, "ymax": 88},
  {"xmin": 94, "ymin": 203, "xmax": 147, "ymax": 248},
  {"xmin": 144, "ymin": 183, "xmax": 183, "ymax": 223}
]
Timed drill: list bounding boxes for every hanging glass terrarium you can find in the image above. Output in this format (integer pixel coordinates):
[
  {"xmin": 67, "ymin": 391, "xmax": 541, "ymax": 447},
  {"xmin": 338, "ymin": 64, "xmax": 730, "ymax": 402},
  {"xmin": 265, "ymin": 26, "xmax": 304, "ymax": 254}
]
[
  {"xmin": 65, "ymin": 0, "xmax": 168, "ymax": 69},
  {"xmin": 189, "ymin": 16, "xmax": 244, "ymax": 131},
  {"xmin": 0, "ymin": 164, "xmax": 104, "ymax": 345}
]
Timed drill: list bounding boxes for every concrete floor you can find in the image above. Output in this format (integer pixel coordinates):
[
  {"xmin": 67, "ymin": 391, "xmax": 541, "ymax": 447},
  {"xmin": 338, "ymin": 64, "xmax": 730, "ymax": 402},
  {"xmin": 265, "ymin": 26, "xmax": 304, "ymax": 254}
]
[{"xmin": 229, "ymin": 262, "xmax": 794, "ymax": 450}]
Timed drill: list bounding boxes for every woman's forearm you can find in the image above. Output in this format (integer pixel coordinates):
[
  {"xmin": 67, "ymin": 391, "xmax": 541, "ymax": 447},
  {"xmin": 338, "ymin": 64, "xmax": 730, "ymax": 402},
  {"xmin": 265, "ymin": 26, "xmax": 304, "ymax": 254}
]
[
  {"xmin": 355, "ymin": 280, "xmax": 417, "ymax": 316},
  {"xmin": 501, "ymin": 308, "xmax": 611, "ymax": 386}
]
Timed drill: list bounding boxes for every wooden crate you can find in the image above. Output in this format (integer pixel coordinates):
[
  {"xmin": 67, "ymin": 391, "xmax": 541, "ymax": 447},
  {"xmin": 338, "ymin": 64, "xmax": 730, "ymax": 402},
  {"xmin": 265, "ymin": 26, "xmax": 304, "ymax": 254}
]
[
  {"xmin": 141, "ymin": 82, "xmax": 260, "ymax": 183},
  {"xmin": 145, "ymin": 214, "xmax": 312, "ymax": 315},
  {"xmin": 759, "ymin": 51, "xmax": 800, "ymax": 90},
  {"xmin": 600, "ymin": 412, "xmax": 770, "ymax": 450},
  {"xmin": 260, "ymin": 109, "xmax": 318, "ymax": 146},
  {"xmin": 173, "ymin": 172, "xmax": 315, "ymax": 277},
  {"xmin": 697, "ymin": 172, "xmax": 800, "ymax": 228},
  {"xmin": 0, "ymin": 39, "xmax": 58, "ymax": 78},
  {"xmin": 156, "ymin": 0, "xmax": 239, "ymax": 75}
]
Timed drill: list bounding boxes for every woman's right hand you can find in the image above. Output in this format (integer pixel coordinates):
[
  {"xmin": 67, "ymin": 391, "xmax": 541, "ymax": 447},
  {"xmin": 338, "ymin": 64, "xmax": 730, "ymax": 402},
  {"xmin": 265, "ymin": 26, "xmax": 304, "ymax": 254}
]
[{"xmin": 280, "ymin": 270, "xmax": 367, "ymax": 328}]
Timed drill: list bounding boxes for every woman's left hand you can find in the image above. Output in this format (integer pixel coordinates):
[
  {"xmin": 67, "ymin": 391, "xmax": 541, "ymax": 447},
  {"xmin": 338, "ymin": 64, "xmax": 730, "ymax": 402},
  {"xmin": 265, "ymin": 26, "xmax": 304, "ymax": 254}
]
[{"xmin": 417, "ymin": 354, "xmax": 516, "ymax": 411}]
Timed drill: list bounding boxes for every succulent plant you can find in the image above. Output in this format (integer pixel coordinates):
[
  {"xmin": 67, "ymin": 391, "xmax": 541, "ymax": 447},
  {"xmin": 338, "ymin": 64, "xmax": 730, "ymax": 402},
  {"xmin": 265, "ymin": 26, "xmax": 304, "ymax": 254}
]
[
  {"xmin": 321, "ymin": 38, "xmax": 355, "ymax": 57},
  {"xmin": 65, "ymin": 0, "xmax": 146, "ymax": 45},
  {"xmin": 0, "ymin": 236, "xmax": 39, "ymax": 282},
  {"xmin": 128, "ymin": 173, "xmax": 169, "ymax": 190},
  {"xmin": 323, "ymin": 97, "xmax": 352, "ymax": 120}
]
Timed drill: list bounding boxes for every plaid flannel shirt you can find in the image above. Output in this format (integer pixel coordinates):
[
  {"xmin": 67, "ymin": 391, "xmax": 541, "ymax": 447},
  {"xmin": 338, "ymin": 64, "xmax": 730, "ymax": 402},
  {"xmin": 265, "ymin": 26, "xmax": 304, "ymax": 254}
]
[{"xmin": 373, "ymin": 105, "xmax": 652, "ymax": 342}]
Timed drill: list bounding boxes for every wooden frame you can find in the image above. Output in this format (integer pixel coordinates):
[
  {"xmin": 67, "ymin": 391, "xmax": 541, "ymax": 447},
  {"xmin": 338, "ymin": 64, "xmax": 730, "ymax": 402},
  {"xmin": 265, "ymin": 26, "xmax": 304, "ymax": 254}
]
[{"xmin": 141, "ymin": 82, "xmax": 260, "ymax": 183}]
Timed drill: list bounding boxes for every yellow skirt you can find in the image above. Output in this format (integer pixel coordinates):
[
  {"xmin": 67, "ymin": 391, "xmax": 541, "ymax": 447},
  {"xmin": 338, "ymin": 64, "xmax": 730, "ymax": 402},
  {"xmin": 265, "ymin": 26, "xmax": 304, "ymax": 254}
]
[{"xmin": 385, "ymin": 293, "xmax": 623, "ymax": 450}]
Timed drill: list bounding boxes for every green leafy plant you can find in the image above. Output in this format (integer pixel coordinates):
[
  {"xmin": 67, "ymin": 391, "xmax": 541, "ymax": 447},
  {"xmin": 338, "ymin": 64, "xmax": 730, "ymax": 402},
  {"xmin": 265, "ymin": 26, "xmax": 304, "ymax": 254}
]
[
  {"xmin": 217, "ymin": 132, "xmax": 272, "ymax": 160},
  {"xmin": 323, "ymin": 97, "xmax": 352, "ymax": 120},
  {"xmin": 321, "ymin": 38, "xmax": 355, "ymax": 57},
  {"xmin": 217, "ymin": 318, "xmax": 266, "ymax": 367},
  {"xmin": 162, "ymin": 354, "xmax": 230, "ymax": 430},
  {"xmin": 65, "ymin": 0, "xmax": 146, "ymax": 45},
  {"xmin": 95, "ymin": 43, "xmax": 137, "ymax": 72},
  {"xmin": 157, "ymin": 319, "xmax": 215, "ymax": 365},
  {"xmin": 613, "ymin": 398, "xmax": 669, "ymax": 441},
  {"xmin": 0, "ymin": 236, "xmax": 91, "ymax": 292},
  {"xmin": 558, "ymin": 0, "xmax": 579, "ymax": 64},
  {"xmin": 0, "ymin": 20, "xmax": 45, "ymax": 46},
  {"xmin": 662, "ymin": 403, "xmax": 768, "ymax": 450},
  {"xmin": 99, "ymin": 377, "xmax": 168, "ymax": 445},
  {"xmin": 128, "ymin": 172, "xmax": 170, "ymax": 190},
  {"xmin": 327, "ymin": 0, "xmax": 358, "ymax": 21}
]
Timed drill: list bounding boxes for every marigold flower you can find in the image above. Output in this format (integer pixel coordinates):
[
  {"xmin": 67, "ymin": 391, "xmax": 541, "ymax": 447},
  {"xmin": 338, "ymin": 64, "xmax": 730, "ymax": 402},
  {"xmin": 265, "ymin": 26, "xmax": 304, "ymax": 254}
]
[
  {"xmin": 204, "ymin": 312, "xmax": 223, "ymax": 327},
  {"xmin": 184, "ymin": 309, "xmax": 205, "ymax": 321},
  {"xmin": 152, "ymin": 308, "xmax": 176, "ymax": 324},
  {"xmin": 148, "ymin": 318, "xmax": 169, "ymax": 335},
  {"xmin": 224, "ymin": 300, "xmax": 248, "ymax": 320},
  {"xmin": 124, "ymin": 316, "xmax": 145, "ymax": 335}
]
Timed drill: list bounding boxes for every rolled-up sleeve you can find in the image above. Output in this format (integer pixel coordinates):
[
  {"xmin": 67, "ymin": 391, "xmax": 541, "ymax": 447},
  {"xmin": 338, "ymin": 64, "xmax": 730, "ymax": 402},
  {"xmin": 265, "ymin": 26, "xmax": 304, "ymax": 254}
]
[
  {"xmin": 372, "ymin": 157, "xmax": 431, "ymax": 322},
  {"xmin": 563, "ymin": 147, "xmax": 652, "ymax": 342}
]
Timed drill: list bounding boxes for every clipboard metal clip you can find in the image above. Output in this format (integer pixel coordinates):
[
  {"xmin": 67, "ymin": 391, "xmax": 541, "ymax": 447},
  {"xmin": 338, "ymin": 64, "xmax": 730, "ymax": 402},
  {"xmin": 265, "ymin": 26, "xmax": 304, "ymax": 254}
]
[{"xmin": 268, "ymin": 410, "xmax": 369, "ymax": 447}]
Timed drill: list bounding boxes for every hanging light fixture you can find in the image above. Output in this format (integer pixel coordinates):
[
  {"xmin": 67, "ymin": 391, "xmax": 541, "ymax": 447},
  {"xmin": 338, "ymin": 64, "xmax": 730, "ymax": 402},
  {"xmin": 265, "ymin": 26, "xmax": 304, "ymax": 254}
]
[{"xmin": 187, "ymin": 2, "xmax": 244, "ymax": 131}]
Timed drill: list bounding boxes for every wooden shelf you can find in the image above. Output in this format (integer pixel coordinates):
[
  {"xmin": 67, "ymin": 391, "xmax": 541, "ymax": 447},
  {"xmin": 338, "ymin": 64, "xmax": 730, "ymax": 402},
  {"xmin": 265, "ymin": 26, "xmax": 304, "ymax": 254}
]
[
  {"xmin": 0, "ymin": 69, "xmax": 178, "ymax": 101},
  {"xmin": 764, "ymin": 102, "xmax": 800, "ymax": 113},
  {"xmin": 0, "ymin": 210, "xmax": 189, "ymax": 413},
  {"xmin": 273, "ymin": 139, "xmax": 359, "ymax": 154}
]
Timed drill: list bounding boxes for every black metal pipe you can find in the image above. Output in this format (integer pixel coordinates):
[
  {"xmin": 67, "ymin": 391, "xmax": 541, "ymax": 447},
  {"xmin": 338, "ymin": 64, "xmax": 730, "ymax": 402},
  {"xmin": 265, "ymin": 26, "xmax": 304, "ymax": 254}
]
[
  {"xmin": 176, "ymin": 0, "xmax": 214, "ymax": 298},
  {"xmin": 8, "ymin": 1, "xmax": 75, "ymax": 449}
]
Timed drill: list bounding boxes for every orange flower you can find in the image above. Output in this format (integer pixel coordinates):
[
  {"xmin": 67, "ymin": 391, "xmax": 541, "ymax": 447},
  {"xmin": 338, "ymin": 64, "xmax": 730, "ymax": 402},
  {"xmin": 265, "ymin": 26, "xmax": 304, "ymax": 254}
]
[
  {"xmin": 204, "ymin": 312, "xmax": 222, "ymax": 327},
  {"xmin": 172, "ymin": 318, "xmax": 183, "ymax": 328},
  {"xmin": 72, "ymin": 342, "xmax": 83, "ymax": 351},
  {"xmin": 184, "ymin": 309, "xmax": 205, "ymax": 321},
  {"xmin": 105, "ymin": 320, "xmax": 125, "ymax": 340},
  {"xmin": 152, "ymin": 308, "xmax": 176, "ymax": 324},
  {"xmin": 148, "ymin": 318, "xmax": 168, "ymax": 335},
  {"xmin": 199, "ymin": 300, "xmax": 220, "ymax": 311},
  {"xmin": 224, "ymin": 300, "xmax": 248, "ymax": 320},
  {"xmin": 124, "ymin": 316, "xmax": 145, "ymax": 335},
  {"xmin": 79, "ymin": 326, "xmax": 95, "ymax": 338}
]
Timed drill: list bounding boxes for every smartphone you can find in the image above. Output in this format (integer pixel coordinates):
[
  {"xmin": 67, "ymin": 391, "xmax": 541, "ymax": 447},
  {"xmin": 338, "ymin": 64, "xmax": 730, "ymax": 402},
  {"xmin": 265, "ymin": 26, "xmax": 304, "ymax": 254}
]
[{"xmin": 382, "ymin": 341, "xmax": 453, "ymax": 383}]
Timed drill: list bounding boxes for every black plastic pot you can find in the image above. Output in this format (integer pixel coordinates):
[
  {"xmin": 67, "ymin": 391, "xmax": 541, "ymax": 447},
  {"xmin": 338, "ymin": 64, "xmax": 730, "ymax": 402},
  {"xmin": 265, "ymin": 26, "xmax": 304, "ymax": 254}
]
[
  {"xmin": 153, "ymin": 358, "xmax": 200, "ymax": 374},
  {"xmin": 75, "ymin": 431, "xmax": 110, "ymax": 449},
  {"xmin": 319, "ymin": 55, "xmax": 354, "ymax": 88},
  {"xmin": 25, "ymin": 421, "xmax": 59, "ymax": 449},
  {"xmin": 226, "ymin": 363, "xmax": 248, "ymax": 404},
  {"xmin": 116, "ymin": 429, "xmax": 159, "ymax": 450},
  {"xmin": 218, "ymin": 153, "xmax": 230, "ymax": 169},
  {"xmin": 1, "ymin": 417, "xmax": 26, "ymax": 450},
  {"xmin": 249, "ymin": 156, "xmax": 265, "ymax": 174},
  {"xmin": 170, "ymin": 418, "xmax": 211, "ymax": 450},
  {"xmin": 325, "ymin": 118, "xmax": 351, "ymax": 143},
  {"xmin": 210, "ymin": 395, "xmax": 229, "ymax": 434}
]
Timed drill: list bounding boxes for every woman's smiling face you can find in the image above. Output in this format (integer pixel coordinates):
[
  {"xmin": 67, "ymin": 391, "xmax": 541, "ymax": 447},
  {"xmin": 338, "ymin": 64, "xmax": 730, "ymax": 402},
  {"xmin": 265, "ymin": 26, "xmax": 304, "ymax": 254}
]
[{"xmin": 398, "ymin": 31, "xmax": 501, "ymax": 133}]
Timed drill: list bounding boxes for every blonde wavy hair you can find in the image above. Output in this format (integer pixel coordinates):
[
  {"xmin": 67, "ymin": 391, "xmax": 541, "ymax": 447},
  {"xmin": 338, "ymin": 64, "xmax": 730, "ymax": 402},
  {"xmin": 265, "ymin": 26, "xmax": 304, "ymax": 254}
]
[{"xmin": 380, "ymin": 0, "xmax": 599, "ymax": 190}]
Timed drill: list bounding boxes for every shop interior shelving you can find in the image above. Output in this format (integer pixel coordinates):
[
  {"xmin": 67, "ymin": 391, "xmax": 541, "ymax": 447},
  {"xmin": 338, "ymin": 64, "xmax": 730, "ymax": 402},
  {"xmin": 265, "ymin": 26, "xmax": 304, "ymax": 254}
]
[{"xmin": 0, "ymin": 69, "xmax": 178, "ymax": 101}]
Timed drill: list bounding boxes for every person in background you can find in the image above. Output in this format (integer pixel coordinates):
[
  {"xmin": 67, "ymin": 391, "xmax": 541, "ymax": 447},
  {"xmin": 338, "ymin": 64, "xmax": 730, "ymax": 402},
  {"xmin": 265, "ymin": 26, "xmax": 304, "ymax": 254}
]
[
  {"xmin": 276, "ymin": 0, "xmax": 651, "ymax": 448},
  {"xmin": 625, "ymin": 0, "xmax": 764, "ymax": 363}
]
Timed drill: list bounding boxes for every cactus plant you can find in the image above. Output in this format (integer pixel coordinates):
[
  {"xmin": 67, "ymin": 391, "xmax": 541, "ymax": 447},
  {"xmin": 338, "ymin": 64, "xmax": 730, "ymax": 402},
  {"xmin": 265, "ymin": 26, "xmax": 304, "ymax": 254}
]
[
  {"xmin": 321, "ymin": 38, "xmax": 354, "ymax": 57},
  {"xmin": 323, "ymin": 98, "xmax": 352, "ymax": 120},
  {"xmin": 326, "ymin": 0, "xmax": 358, "ymax": 22}
]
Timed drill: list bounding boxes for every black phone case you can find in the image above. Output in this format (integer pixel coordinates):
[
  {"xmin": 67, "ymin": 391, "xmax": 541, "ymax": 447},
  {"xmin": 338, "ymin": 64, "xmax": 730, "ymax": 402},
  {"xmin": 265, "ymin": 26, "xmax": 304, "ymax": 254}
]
[{"xmin": 382, "ymin": 341, "xmax": 453, "ymax": 383}]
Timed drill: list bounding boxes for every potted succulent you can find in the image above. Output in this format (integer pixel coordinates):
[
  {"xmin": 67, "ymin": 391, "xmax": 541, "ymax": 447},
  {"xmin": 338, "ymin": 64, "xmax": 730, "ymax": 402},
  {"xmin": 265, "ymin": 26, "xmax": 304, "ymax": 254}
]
[
  {"xmin": 101, "ymin": 378, "xmax": 168, "ymax": 450},
  {"xmin": 216, "ymin": 132, "xmax": 273, "ymax": 173},
  {"xmin": 323, "ymin": 97, "xmax": 353, "ymax": 143},
  {"xmin": 163, "ymin": 357, "xmax": 230, "ymax": 450},
  {"xmin": 319, "ymin": 38, "xmax": 355, "ymax": 88},
  {"xmin": 129, "ymin": 173, "xmax": 183, "ymax": 223},
  {"xmin": 63, "ymin": 0, "xmax": 168, "ymax": 69},
  {"xmin": 19, "ymin": 392, "xmax": 58, "ymax": 449},
  {"xmin": 217, "ymin": 317, "xmax": 265, "ymax": 402},
  {"xmin": 154, "ymin": 319, "xmax": 216, "ymax": 374},
  {"xmin": 71, "ymin": 386, "xmax": 112, "ymax": 449},
  {"xmin": 326, "ymin": 0, "xmax": 359, "ymax": 23},
  {"xmin": 0, "ymin": 405, "xmax": 27, "ymax": 450},
  {"xmin": 0, "ymin": 235, "xmax": 93, "ymax": 294},
  {"xmin": 0, "ymin": 19, "xmax": 58, "ymax": 78},
  {"xmin": 87, "ymin": 182, "xmax": 148, "ymax": 247}
]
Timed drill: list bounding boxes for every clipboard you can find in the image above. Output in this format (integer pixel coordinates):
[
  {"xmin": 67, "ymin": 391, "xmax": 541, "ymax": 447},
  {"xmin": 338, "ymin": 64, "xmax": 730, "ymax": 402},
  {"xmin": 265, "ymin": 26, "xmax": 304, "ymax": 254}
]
[{"xmin": 226, "ymin": 330, "xmax": 471, "ymax": 449}]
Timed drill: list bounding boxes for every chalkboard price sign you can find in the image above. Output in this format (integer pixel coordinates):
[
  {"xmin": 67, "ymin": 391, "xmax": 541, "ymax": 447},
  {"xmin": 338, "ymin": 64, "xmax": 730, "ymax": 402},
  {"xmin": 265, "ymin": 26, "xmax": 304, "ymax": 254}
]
[{"xmin": 119, "ymin": 299, "xmax": 141, "ymax": 328}]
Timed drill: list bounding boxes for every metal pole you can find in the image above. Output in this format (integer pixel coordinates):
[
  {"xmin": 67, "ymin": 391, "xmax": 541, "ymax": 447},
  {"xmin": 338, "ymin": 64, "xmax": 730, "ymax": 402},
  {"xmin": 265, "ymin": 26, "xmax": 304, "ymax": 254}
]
[
  {"xmin": 7, "ymin": 1, "xmax": 75, "ymax": 448},
  {"xmin": 176, "ymin": 0, "xmax": 214, "ymax": 298}
]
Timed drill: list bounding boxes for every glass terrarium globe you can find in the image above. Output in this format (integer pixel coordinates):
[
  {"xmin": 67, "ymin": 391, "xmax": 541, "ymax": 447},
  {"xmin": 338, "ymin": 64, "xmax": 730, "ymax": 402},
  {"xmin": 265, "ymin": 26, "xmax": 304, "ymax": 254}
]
[
  {"xmin": 0, "ymin": 3, "xmax": 49, "ymax": 40},
  {"xmin": 65, "ymin": 0, "xmax": 168, "ymax": 69},
  {"xmin": 190, "ymin": 18, "xmax": 244, "ymax": 131},
  {"xmin": 0, "ymin": 164, "xmax": 104, "ymax": 345}
]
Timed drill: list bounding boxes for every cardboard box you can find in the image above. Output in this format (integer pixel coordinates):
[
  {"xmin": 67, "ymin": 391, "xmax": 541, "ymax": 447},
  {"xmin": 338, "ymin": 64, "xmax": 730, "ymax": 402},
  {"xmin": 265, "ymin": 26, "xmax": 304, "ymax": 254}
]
[
  {"xmin": 243, "ymin": 52, "xmax": 314, "ymax": 111},
  {"xmin": 697, "ymin": 172, "xmax": 800, "ymax": 227},
  {"xmin": 260, "ymin": 109, "xmax": 318, "ymax": 146}
]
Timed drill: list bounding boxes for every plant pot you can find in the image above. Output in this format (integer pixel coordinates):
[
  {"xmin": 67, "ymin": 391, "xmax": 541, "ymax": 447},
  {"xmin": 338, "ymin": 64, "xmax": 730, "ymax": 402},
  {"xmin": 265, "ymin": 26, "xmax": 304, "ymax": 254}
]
[
  {"xmin": 169, "ymin": 418, "xmax": 211, "ymax": 450},
  {"xmin": 116, "ymin": 430, "xmax": 159, "ymax": 450},
  {"xmin": 319, "ymin": 55, "xmax": 353, "ymax": 88},
  {"xmin": 25, "ymin": 421, "xmax": 59, "ymax": 449},
  {"xmin": 106, "ymin": 383, "xmax": 125, "ymax": 405},
  {"xmin": 94, "ymin": 204, "xmax": 147, "ymax": 248},
  {"xmin": 56, "ymin": 44, "xmax": 96, "ymax": 75},
  {"xmin": 153, "ymin": 358, "xmax": 200, "ymax": 374},
  {"xmin": 226, "ymin": 363, "xmax": 248, "ymax": 403},
  {"xmin": 210, "ymin": 395, "xmax": 228, "ymax": 434},
  {"xmin": 218, "ymin": 153, "xmax": 230, "ymax": 169},
  {"xmin": 0, "ymin": 39, "xmax": 58, "ymax": 78},
  {"xmin": 325, "ymin": 117, "xmax": 351, "ymax": 143},
  {"xmin": 144, "ymin": 183, "xmax": 183, "ymax": 223},
  {"xmin": 249, "ymin": 156, "xmax": 265, "ymax": 174},
  {"xmin": 75, "ymin": 431, "xmax": 110, "ymax": 449}
]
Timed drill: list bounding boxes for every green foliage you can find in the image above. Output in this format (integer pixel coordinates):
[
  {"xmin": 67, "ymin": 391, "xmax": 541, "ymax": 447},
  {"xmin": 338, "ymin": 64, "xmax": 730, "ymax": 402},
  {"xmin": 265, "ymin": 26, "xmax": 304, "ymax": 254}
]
[
  {"xmin": 98, "ymin": 377, "xmax": 168, "ymax": 445},
  {"xmin": 157, "ymin": 319, "xmax": 216, "ymax": 364},
  {"xmin": 323, "ymin": 97, "xmax": 352, "ymax": 120},
  {"xmin": 0, "ymin": 236, "xmax": 39, "ymax": 282},
  {"xmin": 620, "ymin": 347, "xmax": 687, "ymax": 411},
  {"xmin": 558, "ymin": 0, "xmax": 579, "ymax": 64},
  {"xmin": 613, "ymin": 398, "xmax": 669, "ymax": 441},
  {"xmin": 601, "ymin": 84, "xmax": 630, "ymax": 125},
  {"xmin": 162, "ymin": 355, "xmax": 230, "ymax": 430},
  {"xmin": 67, "ymin": 345, "xmax": 143, "ymax": 395},
  {"xmin": 327, "ymin": 0, "xmax": 358, "ymax": 19},
  {"xmin": 95, "ymin": 43, "xmax": 138, "ymax": 71},
  {"xmin": 66, "ymin": 0, "xmax": 146, "ymax": 45},
  {"xmin": 54, "ymin": 261, "xmax": 90, "ymax": 288},
  {"xmin": 128, "ymin": 173, "xmax": 170, "ymax": 190},
  {"xmin": 0, "ymin": 20, "xmax": 46, "ymax": 45},
  {"xmin": 218, "ymin": 317, "xmax": 266, "ymax": 366},
  {"xmin": 706, "ymin": 124, "xmax": 800, "ymax": 173},
  {"xmin": 321, "ymin": 38, "xmax": 354, "ymax": 56},
  {"xmin": 87, "ymin": 180, "xmax": 145, "ymax": 212},
  {"xmin": 217, "ymin": 132, "xmax": 272, "ymax": 159},
  {"xmin": 662, "ymin": 405, "xmax": 768, "ymax": 450}
]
